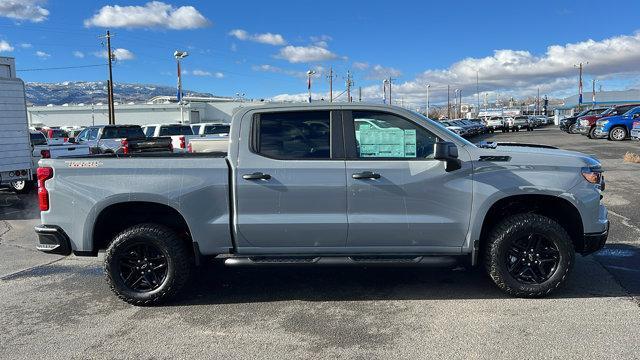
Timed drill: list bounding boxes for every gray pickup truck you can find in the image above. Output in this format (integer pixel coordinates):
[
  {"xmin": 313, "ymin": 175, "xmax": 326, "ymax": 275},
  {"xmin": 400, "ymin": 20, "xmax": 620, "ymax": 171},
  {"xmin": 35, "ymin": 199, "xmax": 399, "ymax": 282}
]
[{"xmin": 35, "ymin": 103, "xmax": 609, "ymax": 305}]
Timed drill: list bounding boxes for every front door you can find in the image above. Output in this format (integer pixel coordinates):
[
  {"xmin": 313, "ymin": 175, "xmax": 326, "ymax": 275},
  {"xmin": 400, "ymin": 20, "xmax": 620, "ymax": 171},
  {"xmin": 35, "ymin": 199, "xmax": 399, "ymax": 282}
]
[
  {"xmin": 343, "ymin": 110, "xmax": 473, "ymax": 251},
  {"xmin": 234, "ymin": 110, "xmax": 348, "ymax": 252}
]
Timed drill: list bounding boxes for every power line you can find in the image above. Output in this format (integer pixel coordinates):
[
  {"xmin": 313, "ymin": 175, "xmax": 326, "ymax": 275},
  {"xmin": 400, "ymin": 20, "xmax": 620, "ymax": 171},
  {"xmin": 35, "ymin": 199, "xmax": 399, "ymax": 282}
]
[{"xmin": 17, "ymin": 64, "xmax": 107, "ymax": 72}]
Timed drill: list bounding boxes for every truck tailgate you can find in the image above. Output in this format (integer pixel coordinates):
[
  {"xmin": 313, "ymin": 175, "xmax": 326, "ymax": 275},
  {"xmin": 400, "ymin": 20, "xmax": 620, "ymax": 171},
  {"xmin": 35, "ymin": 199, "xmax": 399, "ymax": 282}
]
[{"xmin": 39, "ymin": 155, "xmax": 232, "ymax": 255}]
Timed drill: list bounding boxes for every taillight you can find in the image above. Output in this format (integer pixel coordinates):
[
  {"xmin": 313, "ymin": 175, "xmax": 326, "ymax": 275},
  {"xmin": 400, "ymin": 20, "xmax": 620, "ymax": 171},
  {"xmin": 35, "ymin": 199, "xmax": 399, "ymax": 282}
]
[
  {"xmin": 41, "ymin": 149, "xmax": 51, "ymax": 158},
  {"xmin": 179, "ymin": 136, "xmax": 186, "ymax": 149},
  {"xmin": 187, "ymin": 142, "xmax": 193, "ymax": 153},
  {"xmin": 37, "ymin": 167, "xmax": 53, "ymax": 211},
  {"xmin": 121, "ymin": 139, "xmax": 129, "ymax": 154}
]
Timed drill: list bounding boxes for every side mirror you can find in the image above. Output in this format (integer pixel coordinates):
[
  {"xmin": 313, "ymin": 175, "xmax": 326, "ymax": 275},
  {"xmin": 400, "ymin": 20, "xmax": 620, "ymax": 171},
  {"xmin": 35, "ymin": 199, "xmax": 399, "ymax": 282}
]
[
  {"xmin": 67, "ymin": 137, "xmax": 76, "ymax": 143},
  {"xmin": 434, "ymin": 141, "xmax": 462, "ymax": 172},
  {"xmin": 633, "ymin": 113, "xmax": 640, "ymax": 119}
]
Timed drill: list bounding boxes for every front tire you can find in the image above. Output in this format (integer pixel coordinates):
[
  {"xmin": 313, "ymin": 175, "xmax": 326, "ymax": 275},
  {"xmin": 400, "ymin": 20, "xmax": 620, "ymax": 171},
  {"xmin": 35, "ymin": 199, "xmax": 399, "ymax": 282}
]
[
  {"xmin": 608, "ymin": 126, "xmax": 627, "ymax": 141},
  {"xmin": 10, "ymin": 180, "xmax": 33, "ymax": 194},
  {"xmin": 104, "ymin": 223, "xmax": 193, "ymax": 306},
  {"xmin": 568, "ymin": 124, "xmax": 577, "ymax": 134},
  {"xmin": 484, "ymin": 214, "xmax": 574, "ymax": 297}
]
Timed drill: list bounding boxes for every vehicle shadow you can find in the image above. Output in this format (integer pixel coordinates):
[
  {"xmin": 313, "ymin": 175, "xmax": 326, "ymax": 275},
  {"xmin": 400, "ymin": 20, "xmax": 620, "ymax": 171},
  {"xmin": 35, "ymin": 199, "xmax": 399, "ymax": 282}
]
[
  {"xmin": 169, "ymin": 252, "xmax": 636, "ymax": 306},
  {"xmin": 0, "ymin": 189, "xmax": 40, "ymax": 221}
]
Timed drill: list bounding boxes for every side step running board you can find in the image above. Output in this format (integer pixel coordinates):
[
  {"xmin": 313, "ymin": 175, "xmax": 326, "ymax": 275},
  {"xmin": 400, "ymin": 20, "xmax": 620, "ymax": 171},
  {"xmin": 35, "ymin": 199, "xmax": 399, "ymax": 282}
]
[{"xmin": 224, "ymin": 256, "xmax": 458, "ymax": 267}]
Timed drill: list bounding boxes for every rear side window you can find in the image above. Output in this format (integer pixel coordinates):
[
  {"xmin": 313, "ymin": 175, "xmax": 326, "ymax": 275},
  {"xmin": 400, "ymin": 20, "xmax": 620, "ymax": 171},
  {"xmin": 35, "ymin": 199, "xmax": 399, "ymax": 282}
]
[
  {"xmin": 102, "ymin": 126, "xmax": 146, "ymax": 139},
  {"xmin": 255, "ymin": 111, "xmax": 331, "ymax": 159},
  {"xmin": 159, "ymin": 125, "xmax": 193, "ymax": 136},
  {"xmin": 203, "ymin": 124, "xmax": 230, "ymax": 135},
  {"xmin": 30, "ymin": 132, "xmax": 47, "ymax": 146}
]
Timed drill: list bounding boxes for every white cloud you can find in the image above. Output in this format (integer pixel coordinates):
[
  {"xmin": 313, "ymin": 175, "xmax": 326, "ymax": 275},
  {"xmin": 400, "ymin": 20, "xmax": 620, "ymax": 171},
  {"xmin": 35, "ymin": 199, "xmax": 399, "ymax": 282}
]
[
  {"xmin": 94, "ymin": 48, "xmax": 134, "ymax": 61},
  {"xmin": 366, "ymin": 64, "xmax": 402, "ymax": 80},
  {"xmin": 72, "ymin": 50, "xmax": 84, "ymax": 58},
  {"xmin": 84, "ymin": 1, "xmax": 210, "ymax": 29},
  {"xmin": 19, "ymin": 43, "xmax": 32, "ymax": 48},
  {"xmin": 353, "ymin": 62, "xmax": 369, "ymax": 70},
  {"xmin": 228, "ymin": 29, "xmax": 286, "ymax": 45},
  {"xmin": 277, "ymin": 45, "xmax": 339, "ymax": 63},
  {"xmin": 252, "ymin": 64, "xmax": 324, "ymax": 79},
  {"xmin": 35, "ymin": 50, "xmax": 49, "ymax": 58},
  {"xmin": 0, "ymin": 40, "xmax": 13, "ymax": 52},
  {"xmin": 0, "ymin": 0, "xmax": 49, "ymax": 22},
  {"xmin": 190, "ymin": 69, "xmax": 224, "ymax": 78}
]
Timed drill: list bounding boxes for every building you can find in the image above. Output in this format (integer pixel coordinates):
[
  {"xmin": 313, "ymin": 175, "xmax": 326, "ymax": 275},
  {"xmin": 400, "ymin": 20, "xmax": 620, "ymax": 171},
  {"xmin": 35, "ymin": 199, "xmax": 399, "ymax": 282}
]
[{"xmin": 27, "ymin": 96, "xmax": 264, "ymax": 128}]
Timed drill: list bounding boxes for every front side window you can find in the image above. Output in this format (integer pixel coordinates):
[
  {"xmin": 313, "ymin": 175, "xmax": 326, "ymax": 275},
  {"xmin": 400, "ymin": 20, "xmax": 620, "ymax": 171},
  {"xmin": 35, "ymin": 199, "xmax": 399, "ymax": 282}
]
[
  {"xmin": 351, "ymin": 111, "xmax": 439, "ymax": 159},
  {"xmin": 255, "ymin": 111, "xmax": 331, "ymax": 160},
  {"xmin": 144, "ymin": 126, "xmax": 156, "ymax": 137}
]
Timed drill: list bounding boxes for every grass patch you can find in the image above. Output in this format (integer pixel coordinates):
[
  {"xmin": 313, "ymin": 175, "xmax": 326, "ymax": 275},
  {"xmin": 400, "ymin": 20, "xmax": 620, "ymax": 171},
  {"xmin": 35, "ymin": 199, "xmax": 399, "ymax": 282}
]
[{"xmin": 623, "ymin": 152, "xmax": 640, "ymax": 164}]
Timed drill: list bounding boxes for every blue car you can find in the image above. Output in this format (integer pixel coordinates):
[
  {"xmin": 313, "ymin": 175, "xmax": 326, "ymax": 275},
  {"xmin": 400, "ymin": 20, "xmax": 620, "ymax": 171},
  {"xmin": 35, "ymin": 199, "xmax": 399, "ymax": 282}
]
[{"xmin": 593, "ymin": 106, "xmax": 640, "ymax": 141}]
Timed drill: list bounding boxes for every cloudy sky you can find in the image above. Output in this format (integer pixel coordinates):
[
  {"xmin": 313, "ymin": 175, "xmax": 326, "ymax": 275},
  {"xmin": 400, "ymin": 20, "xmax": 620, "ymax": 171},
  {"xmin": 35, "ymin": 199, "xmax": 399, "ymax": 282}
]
[{"xmin": 2, "ymin": 0, "xmax": 640, "ymax": 107}]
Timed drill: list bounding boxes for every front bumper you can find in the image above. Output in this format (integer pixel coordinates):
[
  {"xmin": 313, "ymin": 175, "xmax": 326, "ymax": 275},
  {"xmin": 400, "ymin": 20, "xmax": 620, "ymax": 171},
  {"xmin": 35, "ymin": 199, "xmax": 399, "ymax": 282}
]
[
  {"xmin": 575, "ymin": 125, "xmax": 590, "ymax": 135},
  {"xmin": 593, "ymin": 127, "xmax": 608, "ymax": 138},
  {"xmin": 35, "ymin": 225, "xmax": 72, "ymax": 256},
  {"xmin": 576, "ymin": 221, "xmax": 609, "ymax": 255}
]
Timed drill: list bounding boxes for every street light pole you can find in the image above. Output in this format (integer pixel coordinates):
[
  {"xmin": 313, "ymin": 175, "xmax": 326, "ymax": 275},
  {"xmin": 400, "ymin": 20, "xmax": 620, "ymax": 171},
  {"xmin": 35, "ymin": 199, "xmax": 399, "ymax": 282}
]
[
  {"xmin": 174, "ymin": 50, "xmax": 189, "ymax": 124},
  {"xmin": 426, "ymin": 84, "xmax": 430, "ymax": 117},
  {"xmin": 574, "ymin": 62, "xmax": 588, "ymax": 111},
  {"xmin": 306, "ymin": 70, "xmax": 316, "ymax": 103}
]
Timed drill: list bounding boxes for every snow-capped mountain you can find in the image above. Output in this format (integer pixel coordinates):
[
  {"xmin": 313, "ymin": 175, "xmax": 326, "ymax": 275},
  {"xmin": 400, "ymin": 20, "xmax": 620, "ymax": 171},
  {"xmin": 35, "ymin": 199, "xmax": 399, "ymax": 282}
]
[{"xmin": 25, "ymin": 81, "xmax": 215, "ymax": 106}]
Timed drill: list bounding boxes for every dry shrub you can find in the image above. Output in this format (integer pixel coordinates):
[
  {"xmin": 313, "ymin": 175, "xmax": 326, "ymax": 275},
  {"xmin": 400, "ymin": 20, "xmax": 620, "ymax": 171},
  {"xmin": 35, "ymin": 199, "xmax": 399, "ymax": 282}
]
[{"xmin": 623, "ymin": 152, "xmax": 640, "ymax": 163}]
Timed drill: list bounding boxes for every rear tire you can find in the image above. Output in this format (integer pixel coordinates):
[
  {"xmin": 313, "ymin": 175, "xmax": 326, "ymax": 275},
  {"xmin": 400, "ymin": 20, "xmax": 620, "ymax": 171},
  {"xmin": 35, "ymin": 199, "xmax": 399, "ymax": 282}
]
[
  {"xmin": 104, "ymin": 223, "xmax": 193, "ymax": 306},
  {"xmin": 484, "ymin": 213, "xmax": 574, "ymax": 298},
  {"xmin": 10, "ymin": 180, "xmax": 33, "ymax": 194}
]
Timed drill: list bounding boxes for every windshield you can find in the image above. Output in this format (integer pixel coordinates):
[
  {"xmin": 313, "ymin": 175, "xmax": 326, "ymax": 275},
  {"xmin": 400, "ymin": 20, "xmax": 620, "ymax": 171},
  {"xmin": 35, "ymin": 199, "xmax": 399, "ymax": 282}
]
[
  {"xmin": 415, "ymin": 112, "xmax": 475, "ymax": 147},
  {"xmin": 102, "ymin": 126, "xmax": 146, "ymax": 140},
  {"xmin": 159, "ymin": 125, "xmax": 193, "ymax": 136},
  {"xmin": 203, "ymin": 124, "xmax": 230, "ymax": 135}
]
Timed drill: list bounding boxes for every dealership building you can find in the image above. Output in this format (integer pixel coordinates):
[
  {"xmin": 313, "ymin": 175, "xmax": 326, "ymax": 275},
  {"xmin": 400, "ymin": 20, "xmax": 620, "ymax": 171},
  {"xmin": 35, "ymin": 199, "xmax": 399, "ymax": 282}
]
[
  {"xmin": 556, "ymin": 89, "xmax": 640, "ymax": 119},
  {"xmin": 27, "ymin": 96, "xmax": 263, "ymax": 127}
]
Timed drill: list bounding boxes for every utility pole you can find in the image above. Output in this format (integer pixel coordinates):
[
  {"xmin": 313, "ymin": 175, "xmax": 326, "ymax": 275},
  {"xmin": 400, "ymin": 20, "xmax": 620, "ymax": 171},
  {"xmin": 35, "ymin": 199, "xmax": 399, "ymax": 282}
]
[
  {"xmin": 345, "ymin": 71, "xmax": 353, "ymax": 102},
  {"xmin": 458, "ymin": 89, "xmax": 462, "ymax": 118},
  {"xmin": 388, "ymin": 77, "xmax": 394, "ymax": 106},
  {"xmin": 476, "ymin": 71, "xmax": 480, "ymax": 117},
  {"xmin": 99, "ymin": 30, "xmax": 115, "ymax": 124},
  {"xmin": 327, "ymin": 66, "xmax": 334, "ymax": 102},
  {"xmin": 382, "ymin": 79, "xmax": 388, "ymax": 104},
  {"xmin": 358, "ymin": 86, "xmax": 362, "ymax": 102},
  {"xmin": 453, "ymin": 89, "xmax": 459, "ymax": 118},
  {"xmin": 447, "ymin": 85, "xmax": 451, "ymax": 119},
  {"xmin": 537, "ymin": 87, "xmax": 540, "ymax": 115}
]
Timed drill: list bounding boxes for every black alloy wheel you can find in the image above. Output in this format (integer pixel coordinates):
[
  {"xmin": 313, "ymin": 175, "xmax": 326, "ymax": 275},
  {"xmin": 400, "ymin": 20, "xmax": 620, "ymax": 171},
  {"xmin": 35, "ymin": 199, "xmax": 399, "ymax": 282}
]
[{"xmin": 506, "ymin": 233, "xmax": 560, "ymax": 284}]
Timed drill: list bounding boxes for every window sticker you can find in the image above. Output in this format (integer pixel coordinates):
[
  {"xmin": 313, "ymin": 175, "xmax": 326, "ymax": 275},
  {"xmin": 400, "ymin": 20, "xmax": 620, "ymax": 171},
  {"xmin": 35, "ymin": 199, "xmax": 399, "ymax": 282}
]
[{"xmin": 357, "ymin": 123, "xmax": 417, "ymax": 158}]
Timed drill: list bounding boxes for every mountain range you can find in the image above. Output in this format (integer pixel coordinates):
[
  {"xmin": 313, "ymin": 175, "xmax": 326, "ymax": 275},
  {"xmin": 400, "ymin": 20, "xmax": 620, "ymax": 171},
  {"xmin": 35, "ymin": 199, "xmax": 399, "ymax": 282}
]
[{"xmin": 25, "ymin": 81, "xmax": 216, "ymax": 106}]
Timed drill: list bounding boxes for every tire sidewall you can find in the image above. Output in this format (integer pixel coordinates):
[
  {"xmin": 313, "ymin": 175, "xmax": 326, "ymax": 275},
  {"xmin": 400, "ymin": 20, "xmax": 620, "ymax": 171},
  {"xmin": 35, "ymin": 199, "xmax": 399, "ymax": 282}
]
[
  {"xmin": 610, "ymin": 127, "xmax": 626, "ymax": 141},
  {"xmin": 488, "ymin": 215, "xmax": 575, "ymax": 296},
  {"xmin": 104, "ymin": 225, "xmax": 189, "ymax": 305}
]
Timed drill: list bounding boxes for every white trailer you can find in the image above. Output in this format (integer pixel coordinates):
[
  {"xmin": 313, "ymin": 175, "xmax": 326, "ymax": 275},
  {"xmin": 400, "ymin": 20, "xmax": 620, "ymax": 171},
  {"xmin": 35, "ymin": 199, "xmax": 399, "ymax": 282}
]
[{"xmin": 0, "ymin": 57, "xmax": 32, "ymax": 190}]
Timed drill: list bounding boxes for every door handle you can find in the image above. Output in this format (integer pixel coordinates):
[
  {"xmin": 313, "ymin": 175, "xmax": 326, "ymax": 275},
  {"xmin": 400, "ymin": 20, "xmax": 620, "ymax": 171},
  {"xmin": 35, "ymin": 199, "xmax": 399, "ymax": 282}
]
[
  {"xmin": 352, "ymin": 171, "xmax": 381, "ymax": 180},
  {"xmin": 242, "ymin": 172, "xmax": 272, "ymax": 180}
]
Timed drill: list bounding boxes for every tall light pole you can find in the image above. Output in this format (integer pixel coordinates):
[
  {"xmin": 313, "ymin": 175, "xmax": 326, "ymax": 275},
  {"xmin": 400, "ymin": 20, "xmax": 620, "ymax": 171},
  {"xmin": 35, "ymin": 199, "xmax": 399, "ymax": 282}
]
[
  {"xmin": 174, "ymin": 50, "xmax": 188, "ymax": 123},
  {"xmin": 574, "ymin": 62, "xmax": 588, "ymax": 111},
  {"xmin": 306, "ymin": 70, "xmax": 316, "ymax": 103},
  {"xmin": 592, "ymin": 79, "xmax": 598, "ymax": 108},
  {"xmin": 382, "ymin": 79, "xmax": 388, "ymax": 104},
  {"xmin": 426, "ymin": 84, "xmax": 430, "ymax": 117},
  {"xmin": 476, "ymin": 71, "xmax": 480, "ymax": 117},
  {"xmin": 454, "ymin": 89, "xmax": 460, "ymax": 118}
]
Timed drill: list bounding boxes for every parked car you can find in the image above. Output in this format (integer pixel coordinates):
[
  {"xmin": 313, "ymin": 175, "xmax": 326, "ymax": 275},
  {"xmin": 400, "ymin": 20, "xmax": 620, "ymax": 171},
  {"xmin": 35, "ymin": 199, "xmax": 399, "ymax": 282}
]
[
  {"xmin": 74, "ymin": 125, "xmax": 173, "ymax": 154},
  {"xmin": 142, "ymin": 123, "xmax": 198, "ymax": 153},
  {"xmin": 35, "ymin": 103, "xmax": 608, "ymax": 305},
  {"xmin": 440, "ymin": 121, "xmax": 465, "ymax": 136},
  {"xmin": 559, "ymin": 108, "xmax": 607, "ymax": 133},
  {"xmin": 593, "ymin": 106, "xmax": 640, "ymax": 141},
  {"xmin": 506, "ymin": 116, "xmax": 532, "ymax": 132},
  {"xmin": 10, "ymin": 131, "xmax": 92, "ymax": 193},
  {"xmin": 576, "ymin": 104, "xmax": 640, "ymax": 138},
  {"xmin": 190, "ymin": 122, "xmax": 230, "ymax": 137},
  {"xmin": 42, "ymin": 128, "xmax": 69, "ymax": 145},
  {"xmin": 631, "ymin": 120, "xmax": 640, "ymax": 140},
  {"xmin": 485, "ymin": 116, "xmax": 506, "ymax": 133}
]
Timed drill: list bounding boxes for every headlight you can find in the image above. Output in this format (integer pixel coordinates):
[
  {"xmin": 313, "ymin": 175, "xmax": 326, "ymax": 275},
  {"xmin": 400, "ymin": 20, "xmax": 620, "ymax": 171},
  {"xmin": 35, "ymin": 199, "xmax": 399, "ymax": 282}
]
[
  {"xmin": 598, "ymin": 120, "xmax": 609, "ymax": 126},
  {"xmin": 581, "ymin": 166, "xmax": 603, "ymax": 185}
]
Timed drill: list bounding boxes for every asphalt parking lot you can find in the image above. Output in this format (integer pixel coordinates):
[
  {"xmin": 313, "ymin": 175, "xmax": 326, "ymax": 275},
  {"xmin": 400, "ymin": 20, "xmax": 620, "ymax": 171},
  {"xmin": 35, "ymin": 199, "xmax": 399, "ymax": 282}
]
[{"xmin": 1, "ymin": 127, "xmax": 639, "ymax": 359}]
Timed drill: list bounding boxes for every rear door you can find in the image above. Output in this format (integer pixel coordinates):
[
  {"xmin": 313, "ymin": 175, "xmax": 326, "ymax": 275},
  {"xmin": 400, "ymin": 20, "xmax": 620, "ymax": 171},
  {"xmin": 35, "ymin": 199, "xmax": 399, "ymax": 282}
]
[
  {"xmin": 234, "ymin": 110, "xmax": 348, "ymax": 252},
  {"xmin": 343, "ymin": 110, "xmax": 473, "ymax": 251}
]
